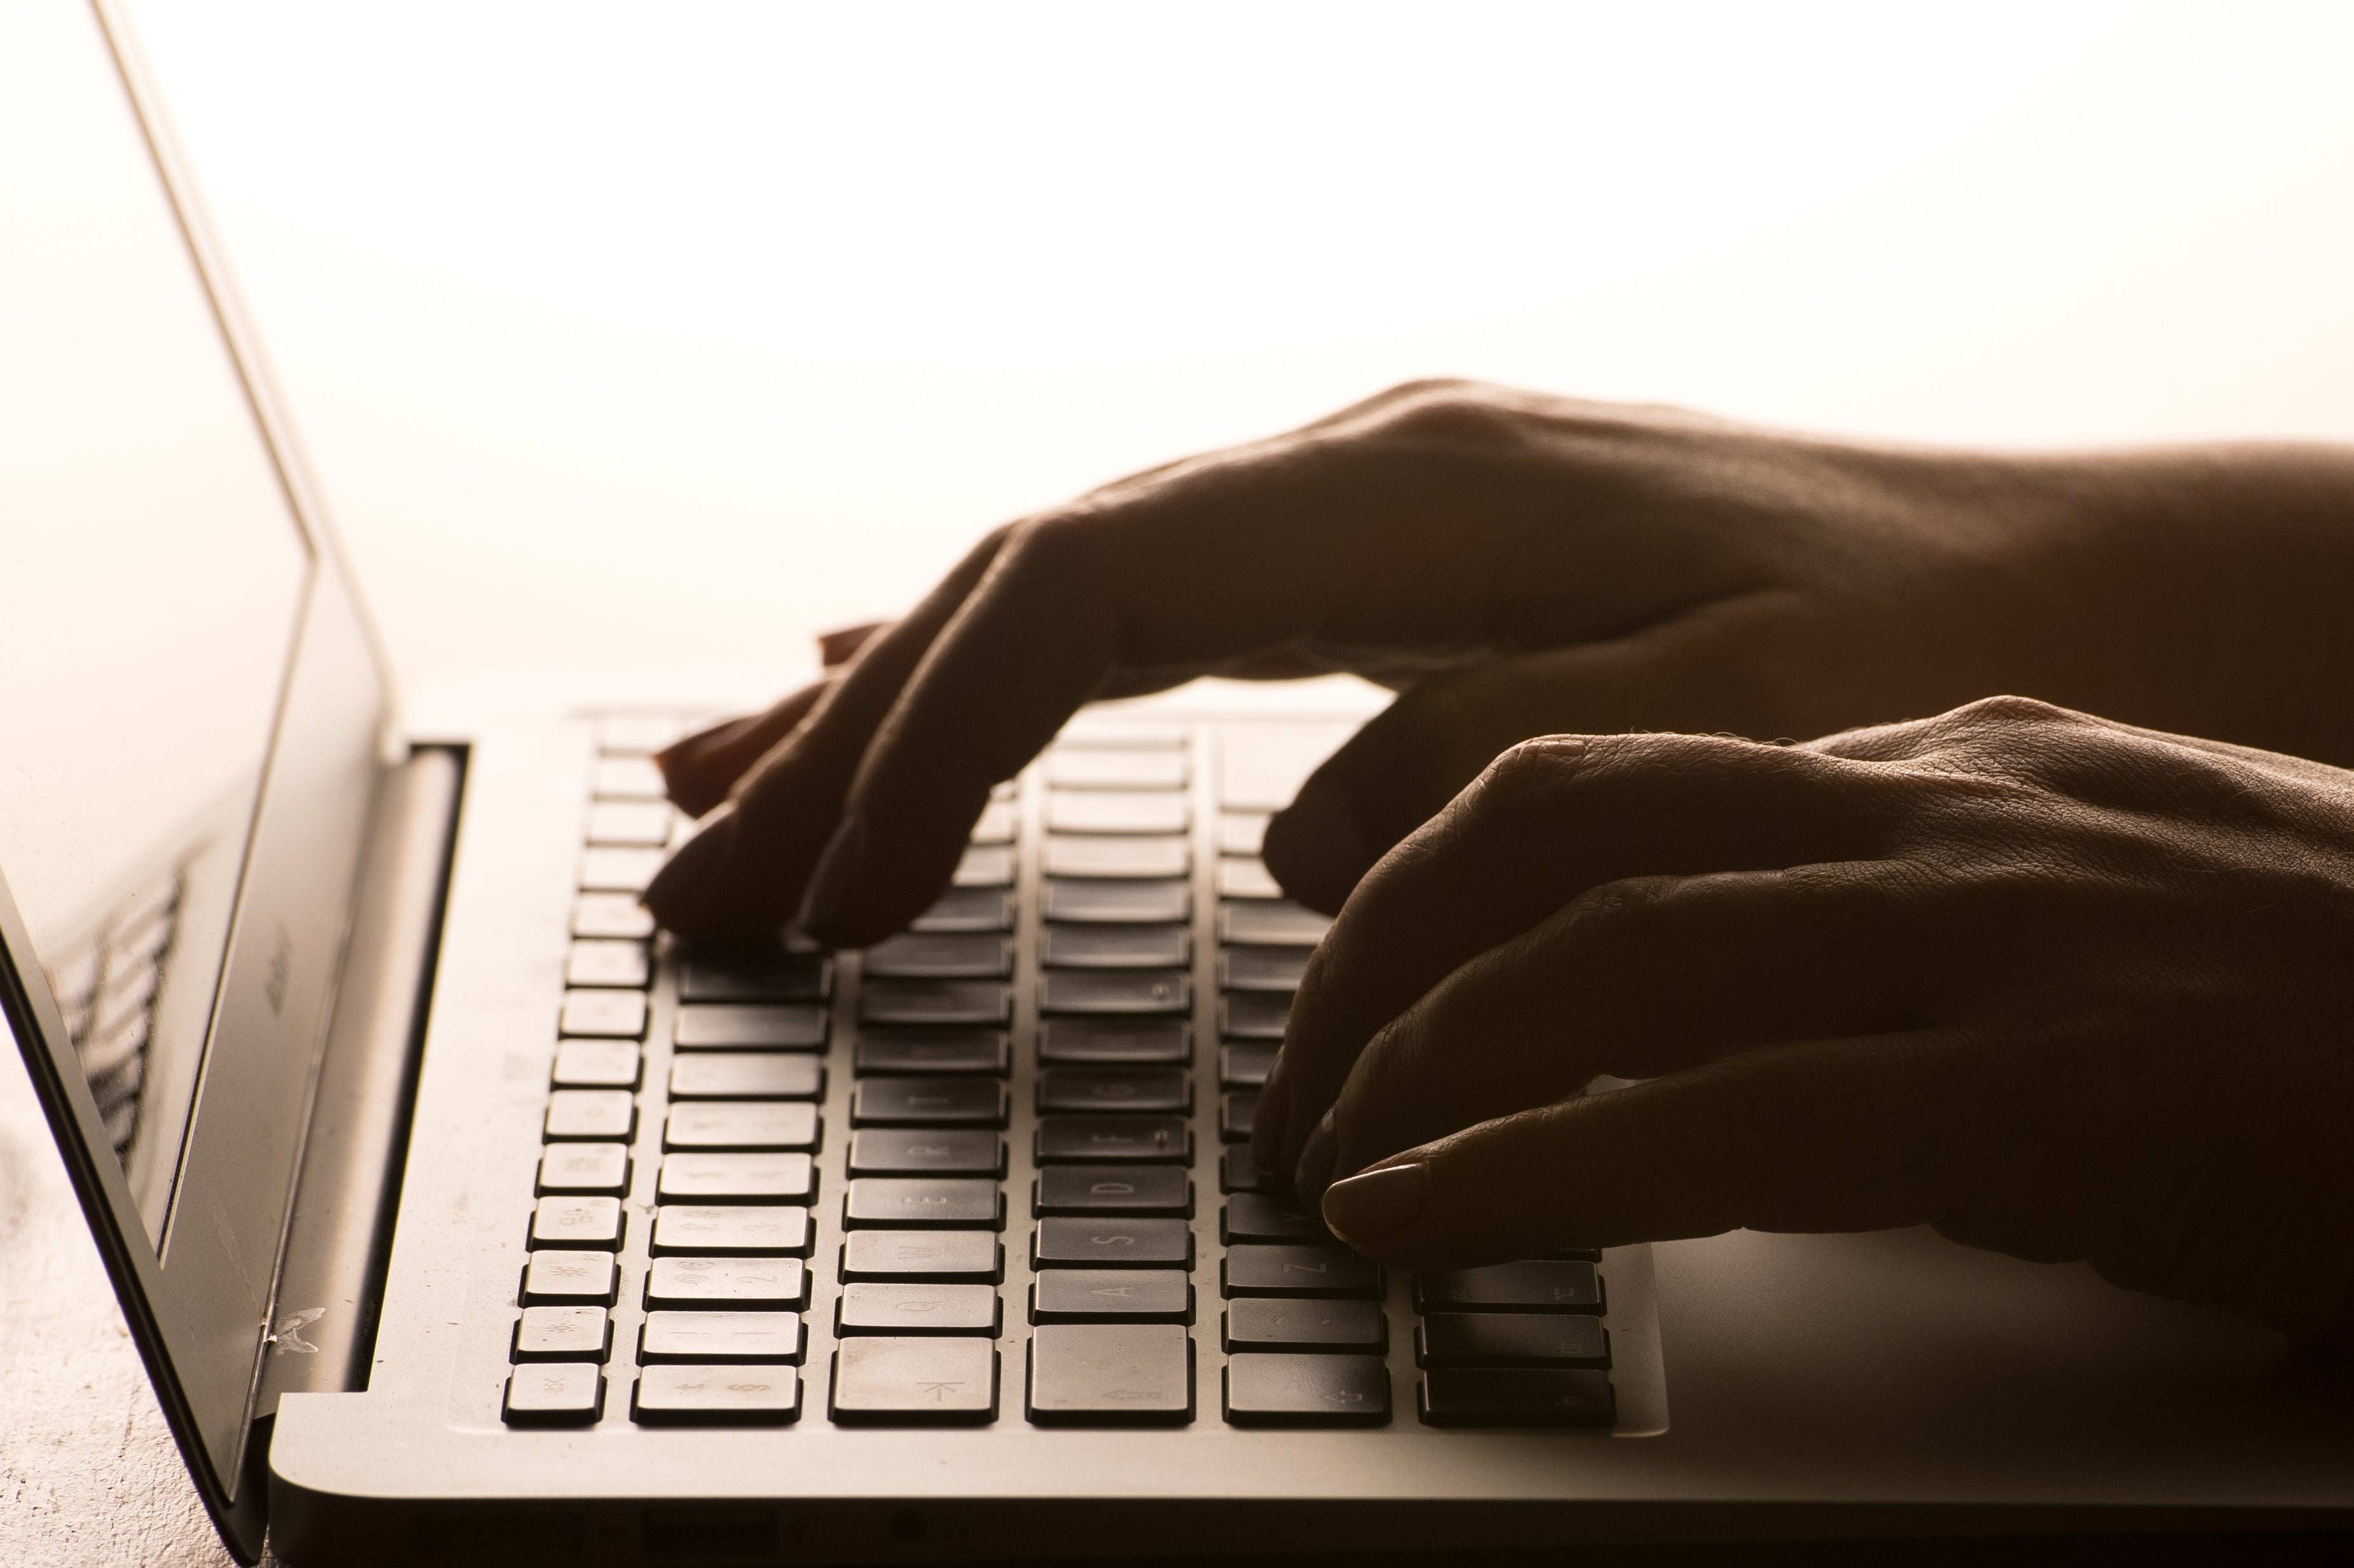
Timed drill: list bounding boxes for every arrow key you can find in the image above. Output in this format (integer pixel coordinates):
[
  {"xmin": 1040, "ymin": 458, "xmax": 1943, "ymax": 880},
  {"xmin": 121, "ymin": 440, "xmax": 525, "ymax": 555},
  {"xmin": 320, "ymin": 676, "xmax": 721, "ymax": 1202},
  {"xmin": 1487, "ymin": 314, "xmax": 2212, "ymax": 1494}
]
[
  {"xmin": 1026, "ymin": 1324, "xmax": 1194, "ymax": 1426},
  {"xmin": 1222, "ymin": 1352, "xmax": 1389, "ymax": 1427}
]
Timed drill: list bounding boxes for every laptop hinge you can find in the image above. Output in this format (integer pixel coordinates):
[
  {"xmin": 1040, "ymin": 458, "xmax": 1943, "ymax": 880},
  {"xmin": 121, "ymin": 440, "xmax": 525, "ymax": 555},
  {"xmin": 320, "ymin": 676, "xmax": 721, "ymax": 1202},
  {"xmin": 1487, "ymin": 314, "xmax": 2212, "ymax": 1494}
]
[{"xmin": 254, "ymin": 746, "xmax": 463, "ymax": 1414}]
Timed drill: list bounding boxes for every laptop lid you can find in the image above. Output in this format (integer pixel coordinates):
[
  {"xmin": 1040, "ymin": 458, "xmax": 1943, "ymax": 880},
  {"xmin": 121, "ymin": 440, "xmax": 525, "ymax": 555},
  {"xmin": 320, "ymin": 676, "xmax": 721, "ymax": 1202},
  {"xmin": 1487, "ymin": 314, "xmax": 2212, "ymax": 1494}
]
[{"xmin": 0, "ymin": 1, "xmax": 392, "ymax": 1558}]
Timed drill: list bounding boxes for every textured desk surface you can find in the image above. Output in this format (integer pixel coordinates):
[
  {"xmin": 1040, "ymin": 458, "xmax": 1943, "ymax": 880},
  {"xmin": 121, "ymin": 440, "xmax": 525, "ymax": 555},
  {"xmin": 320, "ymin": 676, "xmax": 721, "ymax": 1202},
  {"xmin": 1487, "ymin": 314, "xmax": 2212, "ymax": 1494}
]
[{"xmin": 0, "ymin": 1042, "xmax": 250, "ymax": 1567}]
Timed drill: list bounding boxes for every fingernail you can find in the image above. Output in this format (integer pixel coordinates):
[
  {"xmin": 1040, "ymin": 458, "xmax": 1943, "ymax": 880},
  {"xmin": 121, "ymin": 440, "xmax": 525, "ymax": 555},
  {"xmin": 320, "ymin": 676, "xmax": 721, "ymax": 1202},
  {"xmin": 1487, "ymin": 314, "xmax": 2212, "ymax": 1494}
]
[
  {"xmin": 640, "ymin": 807, "xmax": 733, "ymax": 924},
  {"xmin": 1263, "ymin": 779, "xmax": 1370, "ymax": 909},
  {"xmin": 1321, "ymin": 1162, "xmax": 1427, "ymax": 1248},
  {"xmin": 795, "ymin": 815, "xmax": 865, "ymax": 941},
  {"xmin": 1292, "ymin": 1108, "xmax": 1340, "ymax": 1202}
]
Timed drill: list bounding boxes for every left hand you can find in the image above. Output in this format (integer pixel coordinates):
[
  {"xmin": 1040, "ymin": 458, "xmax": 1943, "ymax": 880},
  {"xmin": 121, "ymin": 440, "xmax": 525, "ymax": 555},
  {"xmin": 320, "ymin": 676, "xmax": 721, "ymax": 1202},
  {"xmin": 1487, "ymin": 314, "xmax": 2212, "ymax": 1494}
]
[{"xmin": 1266, "ymin": 696, "xmax": 2354, "ymax": 1351}]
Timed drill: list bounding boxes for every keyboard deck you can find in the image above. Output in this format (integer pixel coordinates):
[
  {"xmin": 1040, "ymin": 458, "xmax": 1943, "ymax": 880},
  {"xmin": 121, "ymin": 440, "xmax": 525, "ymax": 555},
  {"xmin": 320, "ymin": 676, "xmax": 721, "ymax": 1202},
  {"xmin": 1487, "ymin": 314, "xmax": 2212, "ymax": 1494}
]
[{"xmin": 499, "ymin": 712, "xmax": 1644, "ymax": 1433}]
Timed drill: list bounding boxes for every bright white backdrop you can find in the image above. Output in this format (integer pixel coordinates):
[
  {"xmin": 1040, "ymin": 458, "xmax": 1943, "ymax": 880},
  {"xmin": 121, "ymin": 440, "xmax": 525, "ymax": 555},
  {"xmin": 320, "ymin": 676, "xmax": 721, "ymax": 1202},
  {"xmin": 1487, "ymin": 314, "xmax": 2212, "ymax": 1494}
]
[{"xmin": 121, "ymin": 0, "xmax": 2354, "ymax": 699}]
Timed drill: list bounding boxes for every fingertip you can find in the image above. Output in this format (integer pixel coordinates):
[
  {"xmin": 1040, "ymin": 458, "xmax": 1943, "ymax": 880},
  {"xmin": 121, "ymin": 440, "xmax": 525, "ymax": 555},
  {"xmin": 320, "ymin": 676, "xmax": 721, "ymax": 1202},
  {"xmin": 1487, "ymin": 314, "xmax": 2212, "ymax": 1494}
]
[
  {"xmin": 642, "ymin": 809, "xmax": 748, "ymax": 940},
  {"xmin": 1262, "ymin": 778, "xmax": 1373, "ymax": 915}
]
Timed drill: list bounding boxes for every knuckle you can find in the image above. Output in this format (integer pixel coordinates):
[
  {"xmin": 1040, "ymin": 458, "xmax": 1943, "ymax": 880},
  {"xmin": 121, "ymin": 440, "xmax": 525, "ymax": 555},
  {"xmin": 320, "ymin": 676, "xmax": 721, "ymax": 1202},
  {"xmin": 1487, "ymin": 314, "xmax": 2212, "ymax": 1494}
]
[{"xmin": 1373, "ymin": 385, "xmax": 1525, "ymax": 449}]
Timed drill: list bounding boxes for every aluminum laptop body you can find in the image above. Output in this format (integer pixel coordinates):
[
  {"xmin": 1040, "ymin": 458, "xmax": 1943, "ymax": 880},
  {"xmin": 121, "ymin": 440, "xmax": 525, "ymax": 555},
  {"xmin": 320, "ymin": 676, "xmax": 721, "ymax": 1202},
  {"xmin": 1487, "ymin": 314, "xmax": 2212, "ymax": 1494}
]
[{"xmin": 4, "ymin": 3, "xmax": 2353, "ymax": 1562}]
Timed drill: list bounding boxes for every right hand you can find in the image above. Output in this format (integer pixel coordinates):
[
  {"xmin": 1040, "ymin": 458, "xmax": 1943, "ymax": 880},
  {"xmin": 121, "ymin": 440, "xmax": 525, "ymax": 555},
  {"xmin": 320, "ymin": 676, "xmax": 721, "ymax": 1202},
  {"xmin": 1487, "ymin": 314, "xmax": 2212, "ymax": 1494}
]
[{"xmin": 642, "ymin": 379, "xmax": 2354, "ymax": 947}]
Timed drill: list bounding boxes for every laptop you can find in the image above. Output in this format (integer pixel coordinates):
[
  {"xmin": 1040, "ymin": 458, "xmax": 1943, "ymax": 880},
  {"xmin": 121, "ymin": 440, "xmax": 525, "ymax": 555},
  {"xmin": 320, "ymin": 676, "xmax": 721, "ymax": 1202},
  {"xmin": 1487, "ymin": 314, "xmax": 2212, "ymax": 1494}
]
[{"xmin": 5, "ymin": 2, "xmax": 2353, "ymax": 1563}]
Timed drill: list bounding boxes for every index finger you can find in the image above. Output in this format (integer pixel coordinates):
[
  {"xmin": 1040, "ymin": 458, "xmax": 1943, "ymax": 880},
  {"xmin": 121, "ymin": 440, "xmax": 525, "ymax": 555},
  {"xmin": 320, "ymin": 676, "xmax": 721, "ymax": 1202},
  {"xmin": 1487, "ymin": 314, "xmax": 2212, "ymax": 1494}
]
[{"xmin": 1255, "ymin": 732, "xmax": 1921, "ymax": 1193}]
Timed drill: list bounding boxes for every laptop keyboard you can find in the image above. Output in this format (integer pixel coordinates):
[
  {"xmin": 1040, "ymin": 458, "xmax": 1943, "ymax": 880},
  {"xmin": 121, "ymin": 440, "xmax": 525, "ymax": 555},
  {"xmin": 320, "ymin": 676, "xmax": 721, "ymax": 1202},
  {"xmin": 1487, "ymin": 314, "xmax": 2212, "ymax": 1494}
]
[{"xmin": 500, "ymin": 714, "xmax": 1621, "ymax": 1431}]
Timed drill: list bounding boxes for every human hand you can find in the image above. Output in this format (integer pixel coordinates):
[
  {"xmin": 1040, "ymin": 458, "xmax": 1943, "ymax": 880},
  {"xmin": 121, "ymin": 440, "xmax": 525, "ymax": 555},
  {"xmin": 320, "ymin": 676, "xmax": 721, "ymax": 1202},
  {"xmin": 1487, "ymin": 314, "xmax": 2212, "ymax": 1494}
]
[
  {"xmin": 642, "ymin": 378, "xmax": 2354, "ymax": 947},
  {"xmin": 1269, "ymin": 696, "xmax": 2354, "ymax": 1350}
]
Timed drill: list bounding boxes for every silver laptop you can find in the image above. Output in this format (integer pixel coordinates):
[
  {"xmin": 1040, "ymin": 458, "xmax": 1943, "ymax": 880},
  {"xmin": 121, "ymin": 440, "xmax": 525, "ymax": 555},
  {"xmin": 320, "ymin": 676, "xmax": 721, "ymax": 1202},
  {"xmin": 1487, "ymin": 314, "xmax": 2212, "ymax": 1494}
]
[{"xmin": 5, "ymin": 3, "xmax": 2352, "ymax": 1562}]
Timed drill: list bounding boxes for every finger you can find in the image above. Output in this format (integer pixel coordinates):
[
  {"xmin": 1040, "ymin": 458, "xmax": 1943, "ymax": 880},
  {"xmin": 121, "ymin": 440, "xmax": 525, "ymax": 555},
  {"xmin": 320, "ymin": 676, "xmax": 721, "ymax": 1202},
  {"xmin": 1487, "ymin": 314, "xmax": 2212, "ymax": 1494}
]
[
  {"xmin": 1316, "ymin": 1028, "xmax": 1988, "ymax": 1269},
  {"xmin": 1256, "ymin": 731, "xmax": 1921, "ymax": 1188},
  {"xmin": 1306, "ymin": 863, "xmax": 1949, "ymax": 1198},
  {"xmin": 1264, "ymin": 594, "xmax": 1822, "ymax": 914},
  {"xmin": 818, "ymin": 620, "xmax": 887, "ymax": 669},
  {"xmin": 793, "ymin": 446, "xmax": 1725, "ymax": 948},
  {"xmin": 656, "ymin": 677, "xmax": 835, "ymax": 818},
  {"xmin": 640, "ymin": 529, "xmax": 1013, "ymax": 940}
]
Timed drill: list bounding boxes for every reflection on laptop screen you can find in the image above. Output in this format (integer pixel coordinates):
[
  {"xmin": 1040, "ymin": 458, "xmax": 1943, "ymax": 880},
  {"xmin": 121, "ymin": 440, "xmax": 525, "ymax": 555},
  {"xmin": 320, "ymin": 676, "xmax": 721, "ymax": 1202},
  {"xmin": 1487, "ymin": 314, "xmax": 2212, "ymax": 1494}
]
[{"xmin": 0, "ymin": 0, "xmax": 311, "ymax": 1246}]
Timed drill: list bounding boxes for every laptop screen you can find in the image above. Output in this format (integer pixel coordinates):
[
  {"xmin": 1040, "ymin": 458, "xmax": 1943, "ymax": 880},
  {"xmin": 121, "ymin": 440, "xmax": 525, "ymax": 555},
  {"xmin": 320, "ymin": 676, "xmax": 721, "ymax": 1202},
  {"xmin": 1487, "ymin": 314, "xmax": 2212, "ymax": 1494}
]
[{"xmin": 0, "ymin": 0, "xmax": 313, "ymax": 1247}]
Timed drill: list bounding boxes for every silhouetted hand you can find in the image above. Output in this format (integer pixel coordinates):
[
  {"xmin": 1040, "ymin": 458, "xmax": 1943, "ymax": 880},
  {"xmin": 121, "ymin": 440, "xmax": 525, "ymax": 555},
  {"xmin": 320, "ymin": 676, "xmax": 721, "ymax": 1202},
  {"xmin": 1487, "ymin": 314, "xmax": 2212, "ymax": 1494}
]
[
  {"xmin": 642, "ymin": 378, "xmax": 2354, "ymax": 947},
  {"xmin": 1280, "ymin": 698, "xmax": 2354, "ymax": 1351}
]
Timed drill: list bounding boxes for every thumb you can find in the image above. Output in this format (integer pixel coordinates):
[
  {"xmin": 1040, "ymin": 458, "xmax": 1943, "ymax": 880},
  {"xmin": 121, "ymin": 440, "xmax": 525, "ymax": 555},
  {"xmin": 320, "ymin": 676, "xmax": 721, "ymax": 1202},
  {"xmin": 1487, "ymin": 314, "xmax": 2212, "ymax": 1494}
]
[
  {"xmin": 1315, "ymin": 1030, "xmax": 1988, "ymax": 1269},
  {"xmin": 1263, "ymin": 657, "xmax": 1598, "ymax": 914}
]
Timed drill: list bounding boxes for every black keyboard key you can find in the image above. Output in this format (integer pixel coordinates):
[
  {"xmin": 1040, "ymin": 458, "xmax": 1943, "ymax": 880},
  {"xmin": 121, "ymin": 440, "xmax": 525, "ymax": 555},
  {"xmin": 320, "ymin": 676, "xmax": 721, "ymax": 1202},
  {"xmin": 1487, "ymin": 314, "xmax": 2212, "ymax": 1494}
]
[
  {"xmin": 650, "ymin": 1205, "xmax": 812, "ymax": 1257},
  {"xmin": 862, "ymin": 932, "xmax": 1013, "ymax": 979},
  {"xmin": 851, "ymin": 1077, "xmax": 1009, "ymax": 1128},
  {"xmin": 674, "ymin": 1003, "xmax": 827, "ymax": 1050},
  {"xmin": 1040, "ymin": 923, "xmax": 1192, "ymax": 970},
  {"xmin": 909, "ymin": 887, "xmax": 1014, "ymax": 933},
  {"xmin": 1220, "ymin": 947, "xmax": 1310, "ymax": 993},
  {"xmin": 544, "ymin": 1090, "xmax": 635, "ymax": 1141},
  {"xmin": 551, "ymin": 1039, "xmax": 640, "ymax": 1089},
  {"xmin": 529, "ymin": 1195, "xmax": 625, "ymax": 1250},
  {"xmin": 521, "ymin": 1250, "xmax": 618, "ymax": 1306},
  {"xmin": 1222, "ymin": 1298, "xmax": 1385, "ymax": 1353},
  {"xmin": 574, "ymin": 891, "xmax": 656, "ymax": 940},
  {"xmin": 1219, "ymin": 901, "xmax": 1332, "ymax": 947},
  {"xmin": 1046, "ymin": 792, "xmax": 1189, "ymax": 834},
  {"xmin": 1039, "ymin": 970, "xmax": 1192, "ymax": 1016},
  {"xmin": 657, "ymin": 1153, "xmax": 817, "ymax": 1204},
  {"xmin": 1220, "ymin": 1090, "xmax": 1258, "ymax": 1141},
  {"xmin": 952, "ymin": 843, "xmax": 1015, "ymax": 888},
  {"xmin": 503, "ymin": 1363, "xmax": 604, "ymax": 1426},
  {"xmin": 1420, "ymin": 1367, "xmax": 1616, "ymax": 1428},
  {"xmin": 639, "ymin": 1310, "xmax": 804, "ymax": 1365},
  {"xmin": 513, "ymin": 1305, "xmax": 612, "ymax": 1363},
  {"xmin": 537, "ymin": 1142, "xmax": 629, "ymax": 1196},
  {"xmin": 1221, "ymin": 1193, "xmax": 1330, "ymax": 1244},
  {"xmin": 1031, "ymin": 1270, "xmax": 1192, "ymax": 1324},
  {"xmin": 829, "ymin": 1337, "xmax": 998, "ymax": 1424},
  {"xmin": 1216, "ymin": 858, "xmax": 1282, "ymax": 900},
  {"xmin": 1026, "ymin": 1324, "xmax": 1193, "ymax": 1426},
  {"xmin": 1224, "ymin": 1244, "xmax": 1381, "ymax": 1298},
  {"xmin": 645, "ymin": 1257, "xmax": 809, "ymax": 1310},
  {"xmin": 664, "ymin": 1102, "xmax": 820, "ymax": 1152},
  {"xmin": 1043, "ymin": 835, "xmax": 1191, "ymax": 879},
  {"xmin": 1037, "ymin": 1068, "xmax": 1190, "ymax": 1115},
  {"xmin": 1044, "ymin": 878, "xmax": 1191, "ymax": 925},
  {"xmin": 1413, "ymin": 1261, "xmax": 1603, "ymax": 1314},
  {"xmin": 1047, "ymin": 748, "xmax": 1188, "ymax": 789},
  {"xmin": 840, "ymin": 1230, "xmax": 1003, "ymax": 1283},
  {"xmin": 1032, "ymin": 1217, "xmax": 1193, "ymax": 1269},
  {"xmin": 854, "ymin": 1028, "xmax": 1009, "ymax": 1076},
  {"xmin": 679, "ymin": 949, "xmax": 831, "ymax": 1004},
  {"xmin": 668, "ymin": 1053, "xmax": 823, "ymax": 1100},
  {"xmin": 632, "ymin": 1364, "xmax": 801, "ymax": 1425},
  {"xmin": 1035, "ymin": 1116, "xmax": 1190, "ymax": 1164},
  {"xmin": 1034, "ymin": 1165, "xmax": 1191, "ymax": 1217},
  {"xmin": 1417, "ymin": 1314, "xmax": 1609, "ymax": 1369},
  {"xmin": 1223, "ymin": 1353, "xmax": 1388, "ymax": 1427},
  {"xmin": 1220, "ymin": 992, "xmax": 1291, "ymax": 1040},
  {"xmin": 679, "ymin": 949, "xmax": 830, "ymax": 1005},
  {"xmin": 1038, "ymin": 1019, "xmax": 1191, "ymax": 1065},
  {"xmin": 1219, "ymin": 1043, "xmax": 1277, "ymax": 1087},
  {"xmin": 836, "ymin": 1283, "xmax": 1001, "ymax": 1337},
  {"xmin": 578, "ymin": 846, "xmax": 662, "ymax": 894},
  {"xmin": 861, "ymin": 979, "xmax": 1011, "ymax": 1027},
  {"xmin": 848, "ymin": 1128, "xmax": 1006, "ymax": 1178},
  {"xmin": 559, "ymin": 989, "xmax": 647, "ymax": 1039},
  {"xmin": 1219, "ymin": 1146, "xmax": 1266, "ymax": 1193},
  {"xmin": 844, "ymin": 1178, "xmax": 1004, "ymax": 1229},
  {"xmin": 1218, "ymin": 813, "xmax": 1266, "ymax": 856}
]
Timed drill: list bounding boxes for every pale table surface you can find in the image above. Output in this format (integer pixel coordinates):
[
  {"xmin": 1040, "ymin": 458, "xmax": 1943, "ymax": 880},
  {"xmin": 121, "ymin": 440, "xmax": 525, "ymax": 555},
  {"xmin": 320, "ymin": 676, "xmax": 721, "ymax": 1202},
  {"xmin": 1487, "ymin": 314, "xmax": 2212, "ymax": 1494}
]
[{"xmin": 0, "ymin": 1040, "xmax": 251, "ymax": 1567}]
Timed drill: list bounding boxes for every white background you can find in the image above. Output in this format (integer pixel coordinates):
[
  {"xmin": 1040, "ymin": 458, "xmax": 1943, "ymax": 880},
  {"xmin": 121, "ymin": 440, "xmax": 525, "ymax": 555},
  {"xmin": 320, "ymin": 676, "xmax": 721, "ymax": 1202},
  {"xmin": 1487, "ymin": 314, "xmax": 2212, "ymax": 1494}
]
[{"xmin": 122, "ymin": 0, "xmax": 2354, "ymax": 700}]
